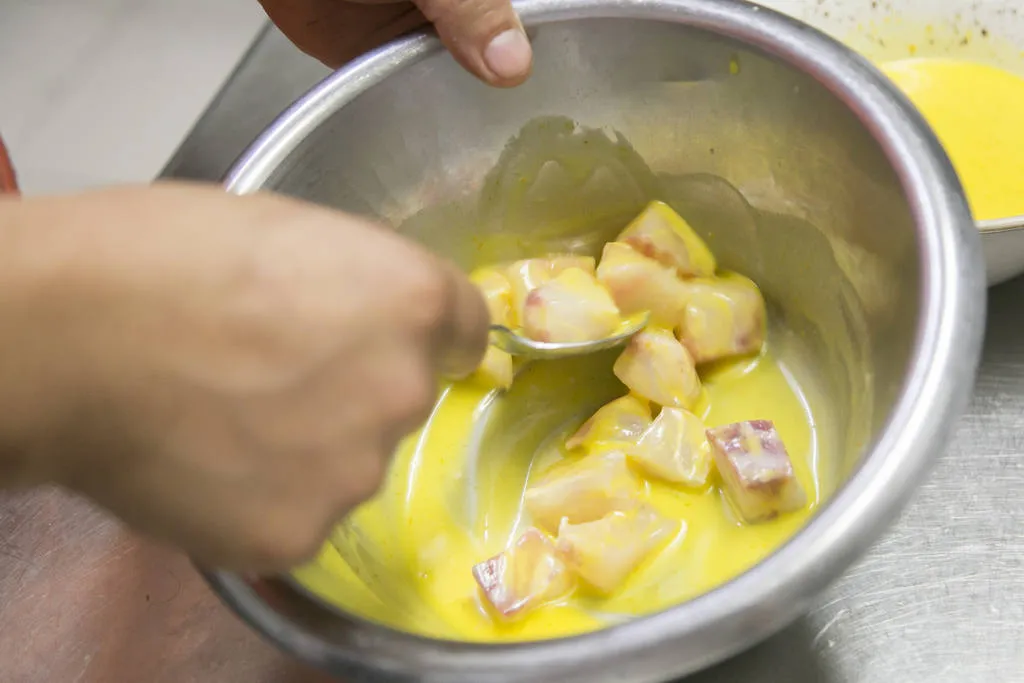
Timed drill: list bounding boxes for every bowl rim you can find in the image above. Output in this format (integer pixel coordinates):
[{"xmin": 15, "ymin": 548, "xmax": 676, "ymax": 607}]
[
  {"xmin": 978, "ymin": 215, "xmax": 1024, "ymax": 233},
  {"xmin": 210, "ymin": 0, "xmax": 986, "ymax": 679}
]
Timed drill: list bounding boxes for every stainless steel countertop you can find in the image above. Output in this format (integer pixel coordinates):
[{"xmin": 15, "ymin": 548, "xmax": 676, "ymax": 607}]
[{"xmin": 133, "ymin": 22, "xmax": 1024, "ymax": 683}]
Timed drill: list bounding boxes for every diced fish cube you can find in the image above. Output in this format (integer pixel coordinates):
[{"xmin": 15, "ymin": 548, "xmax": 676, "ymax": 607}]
[
  {"xmin": 506, "ymin": 255, "xmax": 597, "ymax": 326},
  {"xmin": 613, "ymin": 327, "xmax": 702, "ymax": 409},
  {"xmin": 472, "ymin": 528, "xmax": 575, "ymax": 620},
  {"xmin": 706, "ymin": 420, "xmax": 807, "ymax": 523},
  {"xmin": 565, "ymin": 395, "xmax": 652, "ymax": 452},
  {"xmin": 618, "ymin": 201, "xmax": 716, "ymax": 278},
  {"xmin": 506, "ymin": 259, "xmax": 551, "ymax": 327},
  {"xmin": 676, "ymin": 275, "xmax": 766, "ymax": 364},
  {"xmin": 556, "ymin": 507, "xmax": 680, "ymax": 595},
  {"xmin": 629, "ymin": 408, "xmax": 711, "ymax": 487},
  {"xmin": 471, "ymin": 346, "xmax": 514, "ymax": 391},
  {"xmin": 524, "ymin": 450, "xmax": 643, "ymax": 532},
  {"xmin": 522, "ymin": 268, "xmax": 621, "ymax": 343},
  {"xmin": 470, "ymin": 266, "xmax": 515, "ymax": 328},
  {"xmin": 596, "ymin": 242, "xmax": 691, "ymax": 326}
]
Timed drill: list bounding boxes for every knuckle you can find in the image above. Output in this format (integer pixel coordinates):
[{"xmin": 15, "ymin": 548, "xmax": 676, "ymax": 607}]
[
  {"xmin": 419, "ymin": 0, "xmax": 513, "ymax": 39},
  {"xmin": 416, "ymin": 0, "xmax": 464, "ymax": 23},
  {"xmin": 425, "ymin": 0, "xmax": 499, "ymax": 24},
  {"xmin": 344, "ymin": 456, "xmax": 387, "ymax": 507},
  {"xmin": 380, "ymin": 366, "xmax": 436, "ymax": 436},
  {"xmin": 249, "ymin": 518, "xmax": 325, "ymax": 570},
  {"xmin": 275, "ymin": 532, "xmax": 325, "ymax": 569},
  {"xmin": 399, "ymin": 256, "xmax": 451, "ymax": 339},
  {"xmin": 386, "ymin": 363, "xmax": 436, "ymax": 428}
]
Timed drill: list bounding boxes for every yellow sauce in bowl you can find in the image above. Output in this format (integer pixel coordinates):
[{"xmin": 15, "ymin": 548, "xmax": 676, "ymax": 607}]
[
  {"xmin": 880, "ymin": 58, "xmax": 1024, "ymax": 221},
  {"xmin": 292, "ymin": 342, "xmax": 822, "ymax": 641}
]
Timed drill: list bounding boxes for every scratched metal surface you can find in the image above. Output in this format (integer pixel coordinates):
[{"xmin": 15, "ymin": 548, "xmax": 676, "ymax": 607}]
[{"xmin": 0, "ymin": 24, "xmax": 1021, "ymax": 683}]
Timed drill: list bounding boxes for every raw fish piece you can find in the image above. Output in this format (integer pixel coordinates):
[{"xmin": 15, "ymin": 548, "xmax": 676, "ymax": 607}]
[
  {"xmin": 706, "ymin": 420, "xmax": 807, "ymax": 523},
  {"xmin": 524, "ymin": 451, "xmax": 643, "ymax": 532},
  {"xmin": 472, "ymin": 528, "xmax": 575, "ymax": 620},
  {"xmin": 596, "ymin": 242, "xmax": 691, "ymax": 326},
  {"xmin": 618, "ymin": 200, "xmax": 716, "ymax": 278},
  {"xmin": 676, "ymin": 275, "xmax": 766, "ymax": 364},
  {"xmin": 522, "ymin": 268, "xmax": 621, "ymax": 343},
  {"xmin": 630, "ymin": 408, "xmax": 711, "ymax": 486},
  {"xmin": 613, "ymin": 327, "xmax": 702, "ymax": 409},
  {"xmin": 556, "ymin": 507, "xmax": 679, "ymax": 595},
  {"xmin": 470, "ymin": 266, "xmax": 514, "ymax": 328},
  {"xmin": 548, "ymin": 255, "xmax": 597, "ymax": 276},
  {"xmin": 566, "ymin": 395, "xmax": 652, "ymax": 451},
  {"xmin": 506, "ymin": 259, "xmax": 551, "ymax": 327},
  {"xmin": 506, "ymin": 255, "xmax": 597, "ymax": 326},
  {"xmin": 471, "ymin": 346, "xmax": 514, "ymax": 390}
]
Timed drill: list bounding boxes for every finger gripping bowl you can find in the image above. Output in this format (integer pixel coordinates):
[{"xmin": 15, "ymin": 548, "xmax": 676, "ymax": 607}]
[
  {"xmin": 206, "ymin": 1, "xmax": 985, "ymax": 680},
  {"xmin": 0, "ymin": 135, "xmax": 17, "ymax": 195}
]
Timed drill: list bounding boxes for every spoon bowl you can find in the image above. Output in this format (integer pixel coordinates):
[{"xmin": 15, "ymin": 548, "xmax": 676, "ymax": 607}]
[{"xmin": 488, "ymin": 312, "xmax": 651, "ymax": 360}]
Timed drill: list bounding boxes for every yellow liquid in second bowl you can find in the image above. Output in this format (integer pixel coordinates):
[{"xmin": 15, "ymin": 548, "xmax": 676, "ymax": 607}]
[
  {"xmin": 880, "ymin": 58, "xmax": 1024, "ymax": 221},
  {"xmin": 292, "ymin": 344, "xmax": 822, "ymax": 642}
]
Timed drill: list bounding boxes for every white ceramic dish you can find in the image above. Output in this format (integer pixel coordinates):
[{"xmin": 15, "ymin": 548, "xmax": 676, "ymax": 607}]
[{"xmin": 755, "ymin": 0, "xmax": 1024, "ymax": 286}]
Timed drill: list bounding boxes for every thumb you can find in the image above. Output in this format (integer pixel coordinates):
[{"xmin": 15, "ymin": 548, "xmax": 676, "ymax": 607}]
[{"xmin": 412, "ymin": 0, "xmax": 533, "ymax": 87}]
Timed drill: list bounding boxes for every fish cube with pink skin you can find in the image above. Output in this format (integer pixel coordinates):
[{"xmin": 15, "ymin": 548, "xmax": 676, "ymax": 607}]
[
  {"xmin": 506, "ymin": 259, "xmax": 551, "ymax": 327},
  {"xmin": 618, "ymin": 201, "xmax": 717, "ymax": 278},
  {"xmin": 472, "ymin": 528, "xmax": 575, "ymax": 620},
  {"xmin": 522, "ymin": 268, "xmax": 622, "ymax": 343},
  {"xmin": 565, "ymin": 395, "xmax": 652, "ymax": 452},
  {"xmin": 676, "ymin": 275, "xmax": 766, "ymax": 364},
  {"xmin": 613, "ymin": 327, "xmax": 702, "ymax": 409},
  {"xmin": 596, "ymin": 242, "xmax": 691, "ymax": 326},
  {"xmin": 556, "ymin": 507, "xmax": 680, "ymax": 595},
  {"xmin": 506, "ymin": 255, "xmax": 597, "ymax": 326},
  {"xmin": 706, "ymin": 420, "xmax": 807, "ymax": 523},
  {"xmin": 629, "ymin": 407, "xmax": 712, "ymax": 487},
  {"xmin": 524, "ymin": 450, "xmax": 643, "ymax": 532}
]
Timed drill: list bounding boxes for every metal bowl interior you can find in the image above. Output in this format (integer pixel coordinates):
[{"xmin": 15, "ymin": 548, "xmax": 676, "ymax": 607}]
[{"xmin": 209, "ymin": 1, "xmax": 985, "ymax": 680}]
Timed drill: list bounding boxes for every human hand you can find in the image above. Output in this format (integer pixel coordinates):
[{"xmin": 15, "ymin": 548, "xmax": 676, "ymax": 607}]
[
  {"xmin": 258, "ymin": 0, "xmax": 533, "ymax": 87},
  {"xmin": 0, "ymin": 183, "xmax": 488, "ymax": 571}
]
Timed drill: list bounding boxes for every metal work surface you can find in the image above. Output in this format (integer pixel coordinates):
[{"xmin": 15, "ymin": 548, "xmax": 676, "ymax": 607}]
[{"xmin": 1, "ymin": 24, "xmax": 1020, "ymax": 683}]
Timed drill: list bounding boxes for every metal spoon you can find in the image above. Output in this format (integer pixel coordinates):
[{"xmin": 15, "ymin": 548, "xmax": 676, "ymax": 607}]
[{"xmin": 488, "ymin": 312, "xmax": 650, "ymax": 360}]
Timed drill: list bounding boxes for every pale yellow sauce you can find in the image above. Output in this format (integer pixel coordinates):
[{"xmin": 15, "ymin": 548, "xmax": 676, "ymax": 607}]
[
  {"xmin": 880, "ymin": 58, "xmax": 1024, "ymax": 221},
  {"xmin": 292, "ymin": 342, "xmax": 820, "ymax": 641}
]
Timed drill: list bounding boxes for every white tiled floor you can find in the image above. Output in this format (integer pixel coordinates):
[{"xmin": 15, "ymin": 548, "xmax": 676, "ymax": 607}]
[{"xmin": 0, "ymin": 0, "xmax": 267, "ymax": 195}]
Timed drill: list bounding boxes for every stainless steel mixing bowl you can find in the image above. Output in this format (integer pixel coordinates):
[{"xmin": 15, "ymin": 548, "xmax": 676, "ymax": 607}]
[{"xmin": 205, "ymin": 0, "xmax": 985, "ymax": 680}]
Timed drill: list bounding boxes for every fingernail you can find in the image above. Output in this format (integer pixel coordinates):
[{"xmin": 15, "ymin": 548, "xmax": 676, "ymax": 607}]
[{"xmin": 484, "ymin": 29, "xmax": 532, "ymax": 81}]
